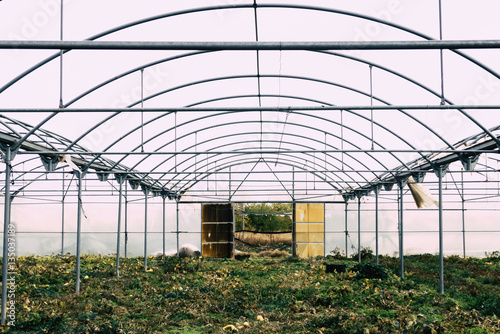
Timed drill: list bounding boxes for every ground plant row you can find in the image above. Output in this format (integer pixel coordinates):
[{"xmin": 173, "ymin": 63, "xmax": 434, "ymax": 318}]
[{"xmin": 0, "ymin": 247, "xmax": 499, "ymax": 333}]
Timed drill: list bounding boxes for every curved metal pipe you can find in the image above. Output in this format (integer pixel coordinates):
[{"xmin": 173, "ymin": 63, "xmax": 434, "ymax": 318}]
[
  {"xmin": 161, "ymin": 137, "xmax": 355, "ymax": 192},
  {"xmin": 108, "ymin": 114, "xmax": 392, "ymax": 179},
  {"xmin": 3, "ymin": 3, "xmax": 500, "ymax": 152}
]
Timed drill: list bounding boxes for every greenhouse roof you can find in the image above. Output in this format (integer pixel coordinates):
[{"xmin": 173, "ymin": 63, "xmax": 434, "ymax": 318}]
[{"xmin": 0, "ymin": 0, "xmax": 499, "ymax": 202}]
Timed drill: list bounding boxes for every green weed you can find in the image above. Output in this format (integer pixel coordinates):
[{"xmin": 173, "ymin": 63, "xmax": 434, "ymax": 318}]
[{"xmin": 1, "ymin": 254, "xmax": 499, "ymax": 333}]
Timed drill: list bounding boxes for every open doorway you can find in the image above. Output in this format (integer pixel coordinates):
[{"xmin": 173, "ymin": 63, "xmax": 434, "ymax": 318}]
[{"xmin": 234, "ymin": 203, "xmax": 293, "ymax": 256}]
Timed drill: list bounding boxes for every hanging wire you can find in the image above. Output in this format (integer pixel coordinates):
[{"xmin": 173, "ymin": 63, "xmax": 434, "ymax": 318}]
[
  {"xmin": 438, "ymin": 0, "xmax": 446, "ymax": 105},
  {"xmin": 275, "ymin": 109, "xmax": 291, "ymax": 167},
  {"xmin": 275, "ymin": 44, "xmax": 291, "ymax": 167},
  {"xmin": 252, "ymin": 0, "xmax": 263, "ymax": 155},
  {"xmin": 277, "ymin": 45, "xmax": 283, "ymax": 108},
  {"xmin": 324, "ymin": 132, "xmax": 327, "ymax": 178},
  {"xmin": 347, "ymin": 233, "xmax": 357, "ymax": 252},
  {"xmin": 229, "ymin": 166, "xmax": 232, "ymax": 200},
  {"xmin": 140, "ymin": 68, "xmax": 145, "ymax": 152},
  {"xmin": 497, "ymin": 159, "xmax": 499, "ymax": 195},
  {"xmin": 78, "ymin": 174, "xmax": 88, "ymax": 219},
  {"xmin": 305, "ymin": 160, "xmax": 308, "ymax": 195},
  {"xmin": 369, "ymin": 65, "xmax": 374, "ymax": 150},
  {"xmin": 485, "ymin": 153, "xmax": 489, "ymax": 182},
  {"xmin": 22, "ymin": 162, "xmax": 25, "ymax": 186},
  {"xmin": 253, "ymin": 0, "xmax": 262, "ymax": 108}
]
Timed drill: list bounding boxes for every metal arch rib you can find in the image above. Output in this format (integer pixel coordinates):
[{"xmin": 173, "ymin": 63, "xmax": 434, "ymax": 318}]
[
  {"xmin": 75, "ymin": 73, "xmax": 432, "ymax": 174},
  {"xmin": 63, "ymin": 51, "xmax": 215, "ymax": 108},
  {"xmin": 126, "ymin": 73, "xmax": 457, "ymax": 153},
  {"xmin": 186, "ymin": 93, "xmax": 420, "ymax": 157},
  {"xmin": 59, "ymin": 50, "xmax": 460, "ymax": 173},
  {"xmin": 108, "ymin": 110, "xmax": 388, "ymax": 174},
  {"xmin": 59, "ymin": 48, "xmax": 459, "ymax": 159},
  {"xmin": 155, "ymin": 133, "xmax": 358, "ymax": 189},
  {"xmin": 162, "ymin": 138, "xmax": 358, "ymax": 195},
  {"xmin": 59, "ymin": 46, "xmax": 491, "ymax": 155},
  {"xmin": 171, "ymin": 154, "xmax": 344, "ymax": 199},
  {"xmin": 178, "ymin": 94, "xmax": 433, "ymax": 185},
  {"xmin": 121, "ymin": 115, "xmax": 385, "ymax": 189},
  {"xmin": 0, "ymin": 115, "xmax": 60, "ymax": 152},
  {"xmin": 2, "ymin": 3, "xmax": 500, "ymax": 152},
  {"xmin": 112, "ymin": 85, "xmax": 416, "ymax": 185},
  {"xmin": 103, "ymin": 113, "xmax": 380, "ymax": 189}
]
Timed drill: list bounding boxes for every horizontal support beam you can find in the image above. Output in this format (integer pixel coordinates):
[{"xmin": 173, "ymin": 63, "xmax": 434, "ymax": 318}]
[
  {"xmin": 0, "ymin": 132, "xmax": 120, "ymax": 173},
  {"xmin": 11, "ymin": 169, "xmax": 498, "ymax": 175},
  {"xmin": 0, "ymin": 133, "xmax": 167, "ymax": 193},
  {"xmin": 2, "ymin": 105, "xmax": 500, "ymax": 113},
  {"xmin": 15, "ymin": 149, "xmax": 499, "ymax": 155},
  {"xmin": 2, "ymin": 40, "xmax": 500, "ymax": 50}
]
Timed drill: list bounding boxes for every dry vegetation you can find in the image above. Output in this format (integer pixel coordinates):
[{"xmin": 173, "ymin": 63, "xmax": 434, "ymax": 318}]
[
  {"xmin": 235, "ymin": 231, "xmax": 291, "ymax": 246},
  {"xmin": 1, "ymin": 249, "xmax": 499, "ymax": 333}
]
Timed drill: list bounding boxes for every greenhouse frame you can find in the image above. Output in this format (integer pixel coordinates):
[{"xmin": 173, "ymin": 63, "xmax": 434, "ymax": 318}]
[{"xmin": 0, "ymin": 0, "xmax": 499, "ymax": 325}]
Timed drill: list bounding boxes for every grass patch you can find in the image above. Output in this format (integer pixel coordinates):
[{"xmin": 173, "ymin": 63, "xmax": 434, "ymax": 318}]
[{"xmin": 0, "ymin": 253, "xmax": 498, "ymax": 333}]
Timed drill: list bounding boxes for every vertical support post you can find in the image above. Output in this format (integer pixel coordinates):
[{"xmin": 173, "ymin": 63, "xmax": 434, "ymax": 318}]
[
  {"xmin": 358, "ymin": 197, "xmax": 361, "ymax": 263},
  {"xmin": 375, "ymin": 187, "xmax": 379, "ymax": 265},
  {"xmin": 115, "ymin": 176, "xmax": 123, "ymax": 279},
  {"xmin": 461, "ymin": 170, "xmax": 466, "ymax": 258},
  {"xmin": 399, "ymin": 182, "xmax": 404, "ymax": 279},
  {"xmin": 144, "ymin": 192, "xmax": 148, "ymax": 271},
  {"xmin": 200, "ymin": 203, "xmax": 203, "ymax": 258},
  {"xmin": 61, "ymin": 174, "xmax": 65, "ymax": 255},
  {"xmin": 345, "ymin": 201, "xmax": 348, "ymax": 258},
  {"xmin": 438, "ymin": 167, "xmax": 445, "ymax": 294},
  {"xmin": 75, "ymin": 170, "xmax": 83, "ymax": 295},
  {"xmin": 1, "ymin": 147, "xmax": 12, "ymax": 325},
  {"xmin": 162, "ymin": 195, "xmax": 166, "ymax": 265},
  {"xmin": 124, "ymin": 181, "xmax": 128, "ymax": 258},
  {"xmin": 176, "ymin": 199, "xmax": 180, "ymax": 255},
  {"xmin": 292, "ymin": 166, "xmax": 295, "ymax": 200},
  {"xmin": 292, "ymin": 201, "xmax": 296, "ymax": 257}
]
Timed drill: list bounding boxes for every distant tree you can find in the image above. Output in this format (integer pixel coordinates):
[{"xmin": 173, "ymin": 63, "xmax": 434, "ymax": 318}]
[{"xmin": 235, "ymin": 203, "xmax": 292, "ymax": 232}]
